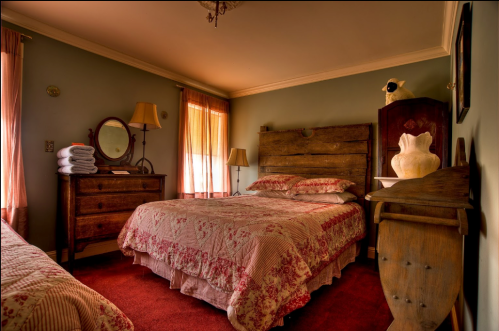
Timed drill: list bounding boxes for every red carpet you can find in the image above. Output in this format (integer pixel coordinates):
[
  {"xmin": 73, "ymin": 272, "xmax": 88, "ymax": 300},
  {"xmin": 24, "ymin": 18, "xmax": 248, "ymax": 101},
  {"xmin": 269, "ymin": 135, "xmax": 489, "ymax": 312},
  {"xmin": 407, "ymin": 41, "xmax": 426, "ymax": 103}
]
[{"xmin": 72, "ymin": 251, "xmax": 449, "ymax": 331}]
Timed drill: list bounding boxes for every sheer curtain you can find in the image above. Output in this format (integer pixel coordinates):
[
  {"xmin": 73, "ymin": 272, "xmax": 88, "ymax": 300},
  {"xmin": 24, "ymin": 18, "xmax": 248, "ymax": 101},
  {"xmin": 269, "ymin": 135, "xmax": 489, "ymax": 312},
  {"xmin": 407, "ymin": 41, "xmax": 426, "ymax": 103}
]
[
  {"xmin": 177, "ymin": 88, "xmax": 230, "ymax": 199},
  {"xmin": 1, "ymin": 27, "xmax": 28, "ymax": 238}
]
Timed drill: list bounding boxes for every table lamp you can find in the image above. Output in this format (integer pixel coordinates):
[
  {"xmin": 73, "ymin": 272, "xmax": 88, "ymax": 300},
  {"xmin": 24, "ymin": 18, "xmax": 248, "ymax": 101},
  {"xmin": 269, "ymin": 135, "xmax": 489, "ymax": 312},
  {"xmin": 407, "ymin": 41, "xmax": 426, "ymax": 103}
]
[
  {"xmin": 226, "ymin": 148, "xmax": 249, "ymax": 196},
  {"xmin": 129, "ymin": 102, "xmax": 161, "ymax": 174}
]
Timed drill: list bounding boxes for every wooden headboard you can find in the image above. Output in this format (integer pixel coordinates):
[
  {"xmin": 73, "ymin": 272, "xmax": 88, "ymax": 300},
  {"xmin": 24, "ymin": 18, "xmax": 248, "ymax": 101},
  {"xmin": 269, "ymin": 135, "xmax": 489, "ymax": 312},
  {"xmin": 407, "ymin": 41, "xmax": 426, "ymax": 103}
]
[{"xmin": 258, "ymin": 123, "xmax": 373, "ymax": 210}]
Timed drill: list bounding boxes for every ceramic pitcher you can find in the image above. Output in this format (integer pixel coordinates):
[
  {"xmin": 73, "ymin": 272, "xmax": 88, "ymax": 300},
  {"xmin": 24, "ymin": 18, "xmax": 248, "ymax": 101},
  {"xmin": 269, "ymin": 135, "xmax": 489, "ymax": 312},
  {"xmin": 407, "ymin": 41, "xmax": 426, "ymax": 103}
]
[{"xmin": 391, "ymin": 132, "xmax": 440, "ymax": 178}]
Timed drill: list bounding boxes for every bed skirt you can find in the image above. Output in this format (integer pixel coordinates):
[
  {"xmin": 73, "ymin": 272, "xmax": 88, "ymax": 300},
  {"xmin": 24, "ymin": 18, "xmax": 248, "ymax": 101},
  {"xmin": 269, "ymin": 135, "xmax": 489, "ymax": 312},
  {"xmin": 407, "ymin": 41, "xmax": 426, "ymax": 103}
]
[{"xmin": 133, "ymin": 242, "xmax": 360, "ymax": 329}]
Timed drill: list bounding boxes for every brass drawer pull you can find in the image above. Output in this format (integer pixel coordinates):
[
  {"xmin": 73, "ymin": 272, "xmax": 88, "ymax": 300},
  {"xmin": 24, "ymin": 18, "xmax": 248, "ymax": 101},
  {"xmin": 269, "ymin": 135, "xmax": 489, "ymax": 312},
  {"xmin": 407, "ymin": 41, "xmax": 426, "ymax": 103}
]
[
  {"xmin": 98, "ymin": 184, "xmax": 103, "ymax": 190},
  {"xmin": 98, "ymin": 202, "xmax": 103, "ymax": 209}
]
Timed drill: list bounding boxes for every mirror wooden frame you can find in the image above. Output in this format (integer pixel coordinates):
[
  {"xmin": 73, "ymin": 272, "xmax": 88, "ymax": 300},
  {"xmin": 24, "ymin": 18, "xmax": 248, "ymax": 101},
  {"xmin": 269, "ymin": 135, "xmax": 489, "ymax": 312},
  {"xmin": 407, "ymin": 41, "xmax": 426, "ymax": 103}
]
[{"xmin": 88, "ymin": 117, "xmax": 139, "ymax": 173}]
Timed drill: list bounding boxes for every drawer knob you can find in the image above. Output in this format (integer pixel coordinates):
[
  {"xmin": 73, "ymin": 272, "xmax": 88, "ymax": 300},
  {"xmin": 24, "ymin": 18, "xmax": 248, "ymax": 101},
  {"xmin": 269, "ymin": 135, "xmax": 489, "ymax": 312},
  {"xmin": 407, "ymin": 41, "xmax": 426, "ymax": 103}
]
[
  {"xmin": 98, "ymin": 202, "xmax": 103, "ymax": 209},
  {"xmin": 97, "ymin": 224, "xmax": 103, "ymax": 229},
  {"xmin": 142, "ymin": 183, "xmax": 147, "ymax": 189},
  {"xmin": 143, "ymin": 199, "xmax": 147, "ymax": 204},
  {"xmin": 98, "ymin": 184, "xmax": 103, "ymax": 190}
]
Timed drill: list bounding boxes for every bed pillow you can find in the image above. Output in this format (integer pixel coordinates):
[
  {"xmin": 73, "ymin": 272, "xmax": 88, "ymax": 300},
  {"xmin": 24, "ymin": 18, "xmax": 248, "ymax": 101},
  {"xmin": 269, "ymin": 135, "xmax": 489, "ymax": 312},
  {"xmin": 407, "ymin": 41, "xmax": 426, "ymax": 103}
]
[
  {"xmin": 287, "ymin": 177, "xmax": 355, "ymax": 194},
  {"xmin": 246, "ymin": 175, "xmax": 305, "ymax": 191},
  {"xmin": 254, "ymin": 190, "xmax": 295, "ymax": 199},
  {"xmin": 293, "ymin": 192, "xmax": 357, "ymax": 204}
]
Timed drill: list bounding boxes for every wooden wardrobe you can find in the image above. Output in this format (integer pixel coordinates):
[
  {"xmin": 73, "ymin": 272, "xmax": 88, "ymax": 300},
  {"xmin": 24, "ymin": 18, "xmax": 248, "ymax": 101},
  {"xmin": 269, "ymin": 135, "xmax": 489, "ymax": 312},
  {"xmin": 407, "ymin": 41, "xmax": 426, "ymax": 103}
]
[{"xmin": 378, "ymin": 97, "xmax": 450, "ymax": 184}]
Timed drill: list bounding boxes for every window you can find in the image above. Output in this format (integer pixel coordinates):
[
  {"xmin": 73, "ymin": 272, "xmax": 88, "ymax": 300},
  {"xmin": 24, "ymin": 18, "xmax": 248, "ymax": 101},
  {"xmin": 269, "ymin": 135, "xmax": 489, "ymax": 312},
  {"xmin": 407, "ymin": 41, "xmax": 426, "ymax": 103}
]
[
  {"xmin": 1, "ymin": 27, "xmax": 28, "ymax": 238},
  {"xmin": 177, "ymin": 89, "xmax": 230, "ymax": 199}
]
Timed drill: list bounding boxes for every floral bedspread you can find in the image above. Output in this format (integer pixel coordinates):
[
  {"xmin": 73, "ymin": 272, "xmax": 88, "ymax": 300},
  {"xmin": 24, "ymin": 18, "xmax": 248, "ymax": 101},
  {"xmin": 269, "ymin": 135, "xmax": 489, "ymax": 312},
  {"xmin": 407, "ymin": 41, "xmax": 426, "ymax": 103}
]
[
  {"xmin": 1, "ymin": 220, "xmax": 134, "ymax": 331},
  {"xmin": 118, "ymin": 196, "xmax": 365, "ymax": 331}
]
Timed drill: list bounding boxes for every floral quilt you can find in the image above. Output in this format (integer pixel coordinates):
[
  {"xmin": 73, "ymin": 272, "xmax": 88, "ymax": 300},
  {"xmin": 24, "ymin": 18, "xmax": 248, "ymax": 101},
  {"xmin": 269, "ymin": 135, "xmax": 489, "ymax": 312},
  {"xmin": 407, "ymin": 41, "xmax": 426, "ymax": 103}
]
[
  {"xmin": 118, "ymin": 196, "xmax": 365, "ymax": 331},
  {"xmin": 1, "ymin": 220, "xmax": 134, "ymax": 331}
]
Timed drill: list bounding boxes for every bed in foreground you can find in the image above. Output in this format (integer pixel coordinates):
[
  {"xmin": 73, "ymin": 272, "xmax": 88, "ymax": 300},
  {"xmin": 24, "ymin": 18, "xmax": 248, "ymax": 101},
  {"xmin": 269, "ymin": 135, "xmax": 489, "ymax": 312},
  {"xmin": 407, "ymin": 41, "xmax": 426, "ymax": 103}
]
[
  {"xmin": 118, "ymin": 123, "xmax": 372, "ymax": 331},
  {"xmin": 1, "ymin": 219, "xmax": 134, "ymax": 331}
]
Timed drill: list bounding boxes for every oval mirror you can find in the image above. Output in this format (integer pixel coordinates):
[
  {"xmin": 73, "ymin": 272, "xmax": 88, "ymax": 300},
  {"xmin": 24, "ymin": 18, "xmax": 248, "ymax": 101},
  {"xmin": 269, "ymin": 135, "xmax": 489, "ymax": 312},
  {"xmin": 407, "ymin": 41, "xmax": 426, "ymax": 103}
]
[{"xmin": 94, "ymin": 117, "xmax": 131, "ymax": 161}]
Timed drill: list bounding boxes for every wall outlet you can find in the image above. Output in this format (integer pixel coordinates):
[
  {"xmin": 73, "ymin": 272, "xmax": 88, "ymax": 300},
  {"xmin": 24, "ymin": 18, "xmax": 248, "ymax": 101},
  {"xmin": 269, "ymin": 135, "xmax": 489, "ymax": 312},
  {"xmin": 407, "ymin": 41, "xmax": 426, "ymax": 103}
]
[{"xmin": 45, "ymin": 140, "xmax": 54, "ymax": 152}]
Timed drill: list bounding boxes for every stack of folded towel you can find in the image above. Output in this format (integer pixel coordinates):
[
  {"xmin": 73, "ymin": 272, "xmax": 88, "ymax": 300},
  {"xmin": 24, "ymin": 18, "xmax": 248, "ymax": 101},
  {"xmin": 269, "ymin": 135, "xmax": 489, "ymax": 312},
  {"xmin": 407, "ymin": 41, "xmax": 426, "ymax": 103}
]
[{"xmin": 57, "ymin": 145, "xmax": 98, "ymax": 174}]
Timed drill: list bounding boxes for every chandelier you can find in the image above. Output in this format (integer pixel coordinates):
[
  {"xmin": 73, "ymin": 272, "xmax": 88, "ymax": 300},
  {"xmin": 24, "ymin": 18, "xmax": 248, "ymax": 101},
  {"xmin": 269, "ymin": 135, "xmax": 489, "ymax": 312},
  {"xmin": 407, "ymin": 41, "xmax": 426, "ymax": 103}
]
[{"xmin": 198, "ymin": 1, "xmax": 241, "ymax": 28}]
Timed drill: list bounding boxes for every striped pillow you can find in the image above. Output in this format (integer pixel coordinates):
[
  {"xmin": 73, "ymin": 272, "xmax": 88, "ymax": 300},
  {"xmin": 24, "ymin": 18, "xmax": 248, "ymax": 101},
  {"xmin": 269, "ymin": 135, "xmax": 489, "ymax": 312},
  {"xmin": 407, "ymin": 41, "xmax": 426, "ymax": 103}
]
[
  {"xmin": 246, "ymin": 175, "xmax": 305, "ymax": 191},
  {"xmin": 293, "ymin": 192, "xmax": 357, "ymax": 204},
  {"xmin": 254, "ymin": 190, "xmax": 295, "ymax": 199},
  {"xmin": 287, "ymin": 177, "xmax": 355, "ymax": 194}
]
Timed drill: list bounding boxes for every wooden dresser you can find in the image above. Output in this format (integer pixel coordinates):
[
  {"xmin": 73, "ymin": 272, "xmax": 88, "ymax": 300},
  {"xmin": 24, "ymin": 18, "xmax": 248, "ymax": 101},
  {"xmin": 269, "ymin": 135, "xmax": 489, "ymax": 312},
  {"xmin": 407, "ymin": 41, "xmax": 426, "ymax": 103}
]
[{"xmin": 56, "ymin": 174, "xmax": 166, "ymax": 273}]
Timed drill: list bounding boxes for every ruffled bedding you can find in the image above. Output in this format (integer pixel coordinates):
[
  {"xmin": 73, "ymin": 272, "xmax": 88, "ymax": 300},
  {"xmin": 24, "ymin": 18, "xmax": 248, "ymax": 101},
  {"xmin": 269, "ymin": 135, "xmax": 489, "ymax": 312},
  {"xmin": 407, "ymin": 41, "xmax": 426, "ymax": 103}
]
[{"xmin": 118, "ymin": 195, "xmax": 365, "ymax": 331}]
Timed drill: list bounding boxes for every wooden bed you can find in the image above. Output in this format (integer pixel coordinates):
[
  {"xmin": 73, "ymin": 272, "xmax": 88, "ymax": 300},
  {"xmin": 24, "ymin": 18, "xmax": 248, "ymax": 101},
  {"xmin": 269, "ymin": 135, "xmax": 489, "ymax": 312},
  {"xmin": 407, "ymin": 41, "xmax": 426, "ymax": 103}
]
[
  {"xmin": 118, "ymin": 123, "xmax": 373, "ymax": 331},
  {"xmin": 258, "ymin": 123, "xmax": 372, "ymax": 210}
]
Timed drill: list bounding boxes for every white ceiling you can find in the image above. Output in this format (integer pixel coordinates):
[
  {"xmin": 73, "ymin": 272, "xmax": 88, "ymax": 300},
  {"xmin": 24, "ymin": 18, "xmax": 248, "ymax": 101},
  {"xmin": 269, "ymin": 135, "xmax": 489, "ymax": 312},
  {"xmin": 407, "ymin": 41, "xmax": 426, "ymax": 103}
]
[{"xmin": 1, "ymin": 1, "xmax": 456, "ymax": 98}]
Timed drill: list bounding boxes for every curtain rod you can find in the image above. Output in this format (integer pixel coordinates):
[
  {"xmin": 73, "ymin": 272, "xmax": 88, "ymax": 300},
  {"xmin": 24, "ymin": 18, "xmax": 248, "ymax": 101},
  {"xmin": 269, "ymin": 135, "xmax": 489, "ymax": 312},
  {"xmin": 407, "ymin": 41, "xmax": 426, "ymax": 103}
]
[
  {"xmin": 176, "ymin": 84, "xmax": 185, "ymax": 89},
  {"xmin": 21, "ymin": 33, "xmax": 32, "ymax": 40}
]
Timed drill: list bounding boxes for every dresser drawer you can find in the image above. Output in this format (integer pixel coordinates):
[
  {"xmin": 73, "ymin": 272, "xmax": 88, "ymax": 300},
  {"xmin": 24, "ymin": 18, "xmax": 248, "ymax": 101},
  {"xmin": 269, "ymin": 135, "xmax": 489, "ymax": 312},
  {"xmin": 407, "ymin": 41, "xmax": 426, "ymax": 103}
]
[
  {"xmin": 76, "ymin": 192, "xmax": 160, "ymax": 215},
  {"xmin": 76, "ymin": 177, "xmax": 161, "ymax": 194},
  {"xmin": 75, "ymin": 211, "xmax": 133, "ymax": 240}
]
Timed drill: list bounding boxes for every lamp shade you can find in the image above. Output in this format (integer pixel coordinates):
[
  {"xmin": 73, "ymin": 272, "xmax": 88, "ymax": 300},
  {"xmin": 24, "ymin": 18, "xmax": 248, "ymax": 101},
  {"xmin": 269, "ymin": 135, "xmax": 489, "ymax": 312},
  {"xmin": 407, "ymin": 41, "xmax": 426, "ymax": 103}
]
[
  {"xmin": 129, "ymin": 102, "xmax": 162, "ymax": 130},
  {"xmin": 226, "ymin": 148, "xmax": 249, "ymax": 167}
]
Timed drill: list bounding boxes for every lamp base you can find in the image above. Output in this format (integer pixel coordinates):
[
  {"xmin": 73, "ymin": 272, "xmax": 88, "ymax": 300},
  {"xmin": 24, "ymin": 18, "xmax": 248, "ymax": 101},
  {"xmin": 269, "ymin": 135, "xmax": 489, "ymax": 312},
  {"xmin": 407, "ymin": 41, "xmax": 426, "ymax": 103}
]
[
  {"xmin": 232, "ymin": 191, "xmax": 241, "ymax": 196},
  {"xmin": 135, "ymin": 157, "xmax": 155, "ymax": 174}
]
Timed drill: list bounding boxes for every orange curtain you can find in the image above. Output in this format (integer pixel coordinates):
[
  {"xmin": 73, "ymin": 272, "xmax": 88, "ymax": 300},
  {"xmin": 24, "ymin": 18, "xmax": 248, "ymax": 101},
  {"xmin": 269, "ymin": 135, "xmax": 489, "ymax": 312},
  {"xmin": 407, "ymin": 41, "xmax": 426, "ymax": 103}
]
[
  {"xmin": 1, "ymin": 27, "xmax": 28, "ymax": 239},
  {"xmin": 177, "ymin": 88, "xmax": 230, "ymax": 199}
]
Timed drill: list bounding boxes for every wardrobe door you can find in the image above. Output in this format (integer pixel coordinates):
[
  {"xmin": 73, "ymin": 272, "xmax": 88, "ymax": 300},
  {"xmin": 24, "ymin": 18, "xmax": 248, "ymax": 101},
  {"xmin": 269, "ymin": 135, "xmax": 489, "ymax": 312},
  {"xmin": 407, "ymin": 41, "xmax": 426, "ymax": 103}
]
[{"xmin": 378, "ymin": 97, "xmax": 449, "ymax": 182}]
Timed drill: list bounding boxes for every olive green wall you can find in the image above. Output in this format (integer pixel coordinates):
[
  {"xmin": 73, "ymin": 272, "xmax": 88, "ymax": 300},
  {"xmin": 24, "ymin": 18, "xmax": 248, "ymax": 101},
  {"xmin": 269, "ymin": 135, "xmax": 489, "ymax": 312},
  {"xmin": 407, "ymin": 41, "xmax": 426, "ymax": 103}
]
[
  {"xmin": 2, "ymin": 21, "xmax": 183, "ymax": 252},
  {"xmin": 449, "ymin": 2, "xmax": 498, "ymax": 331},
  {"xmin": 229, "ymin": 56, "xmax": 452, "ymax": 247}
]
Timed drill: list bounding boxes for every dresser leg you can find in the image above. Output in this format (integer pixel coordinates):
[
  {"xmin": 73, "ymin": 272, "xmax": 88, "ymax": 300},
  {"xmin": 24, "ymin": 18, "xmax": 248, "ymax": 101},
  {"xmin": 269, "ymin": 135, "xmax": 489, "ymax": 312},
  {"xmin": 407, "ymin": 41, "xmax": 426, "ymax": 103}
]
[
  {"xmin": 68, "ymin": 245, "xmax": 74, "ymax": 274},
  {"xmin": 56, "ymin": 246, "xmax": 62, "ymax": 264},
  {"xmin": 374, "ymin": 224, "xmax": 379, "ymax": 271}
]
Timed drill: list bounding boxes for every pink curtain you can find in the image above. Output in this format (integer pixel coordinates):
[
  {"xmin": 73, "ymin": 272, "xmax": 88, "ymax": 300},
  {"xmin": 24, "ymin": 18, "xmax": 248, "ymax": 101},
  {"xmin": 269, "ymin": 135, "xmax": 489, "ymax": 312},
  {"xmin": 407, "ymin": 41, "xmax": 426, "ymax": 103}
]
[
  {"xmin": 177, "ymin": 88, "xmax": 231, "ymax": 199},
  {"xmin": 1, "ymin": 27, "xmax": 28, "ymax": 239}
]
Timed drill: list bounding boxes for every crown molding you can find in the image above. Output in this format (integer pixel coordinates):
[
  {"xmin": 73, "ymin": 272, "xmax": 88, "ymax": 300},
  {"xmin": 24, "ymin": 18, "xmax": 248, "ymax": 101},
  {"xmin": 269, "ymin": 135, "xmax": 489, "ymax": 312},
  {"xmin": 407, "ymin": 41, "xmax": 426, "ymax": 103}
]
[
  {"xmin": 0, "ymin": 7, "xmax": 229, "ymax": 99},
  {"xmin": 2, "ymin": 5, "xmax": 454, "ymax": 100},
  {"xmin": 442, "ymin": 1, "xmax": 458, "ymax": 54},
  {"xmin": 229, "ymin": 46, "xmax": 449, "ymax": 98}
]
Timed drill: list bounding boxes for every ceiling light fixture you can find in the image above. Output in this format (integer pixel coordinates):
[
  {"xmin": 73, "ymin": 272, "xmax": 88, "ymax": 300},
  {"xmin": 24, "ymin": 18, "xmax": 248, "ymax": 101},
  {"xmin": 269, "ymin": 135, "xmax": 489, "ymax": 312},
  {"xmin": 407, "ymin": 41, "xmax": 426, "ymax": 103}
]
[{"xmin": 198, "ymin": 1, "xmax": 241, "ymax": 28}]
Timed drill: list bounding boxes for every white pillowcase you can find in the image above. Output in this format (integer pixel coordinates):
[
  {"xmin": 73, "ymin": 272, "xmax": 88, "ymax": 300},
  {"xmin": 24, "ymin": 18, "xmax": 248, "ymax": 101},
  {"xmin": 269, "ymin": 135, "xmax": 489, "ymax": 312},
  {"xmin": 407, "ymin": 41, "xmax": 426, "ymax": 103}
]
[
  {"xmin": 292, "ymin": 192, "xmax": 357, "ymax": 204},
  {"xmin": 254, "ymin": 190, "xmax": 295, "ymax": 199}
]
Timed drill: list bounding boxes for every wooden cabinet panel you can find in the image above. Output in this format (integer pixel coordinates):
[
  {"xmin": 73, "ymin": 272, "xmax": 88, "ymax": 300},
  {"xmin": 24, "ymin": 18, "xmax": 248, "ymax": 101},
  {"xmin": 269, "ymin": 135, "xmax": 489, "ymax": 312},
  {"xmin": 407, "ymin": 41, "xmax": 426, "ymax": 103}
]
[
  {"xmin": 260, "ymin": 154, "xmax": 366, "ymax": 169},
  {"xmin": 259, "ymin": 125, "xmax": 370, "ymax": 145},
  {"xmin": 57, "ymin": 174, "xmax": 166, "ymax": 274},
  {"xmin": 378, "ymin": 98, "xmax": 449, "ymax": 183},
  {"xmin": 75, "ymin": 211, "xmax": 133, "ymax": 239},
  {"xmin": 259, "ymin": 141, "xmax": 368, "ymax": 156},
  {"xmin": 76, "ymin": 177, "xmax": 161, "ymax": 194},
  {"xmin": 76, "ymin": 192, "xmax": 160, "ymax": 215}
]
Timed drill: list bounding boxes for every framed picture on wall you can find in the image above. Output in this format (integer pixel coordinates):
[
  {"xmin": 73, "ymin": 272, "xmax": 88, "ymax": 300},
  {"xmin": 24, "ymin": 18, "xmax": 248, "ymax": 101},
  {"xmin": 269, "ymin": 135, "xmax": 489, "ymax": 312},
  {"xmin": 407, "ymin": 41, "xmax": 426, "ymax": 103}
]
[{"xmin": 455, "ymin": 2, "xmax": 471, "ymax": 124}]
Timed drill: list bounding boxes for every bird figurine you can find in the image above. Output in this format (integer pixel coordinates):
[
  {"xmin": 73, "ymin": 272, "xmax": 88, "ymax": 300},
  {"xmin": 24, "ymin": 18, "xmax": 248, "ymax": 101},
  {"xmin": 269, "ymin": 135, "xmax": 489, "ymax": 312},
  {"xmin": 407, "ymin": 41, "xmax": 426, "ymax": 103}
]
[{"xmin": 382, "ymin": 78, "xmax": 415, "ymax": 105}]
